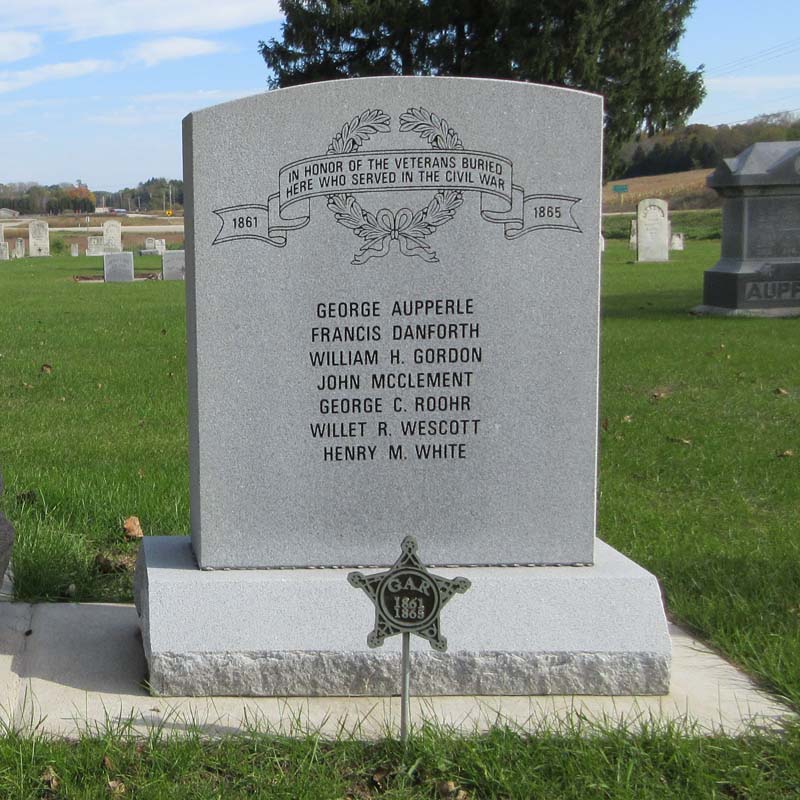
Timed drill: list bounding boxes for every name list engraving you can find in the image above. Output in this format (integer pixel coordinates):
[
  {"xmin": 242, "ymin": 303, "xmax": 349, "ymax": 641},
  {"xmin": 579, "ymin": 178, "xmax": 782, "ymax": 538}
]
[{"xmin": 309, "ymin": 297, "xmax": 482, "ymax": 463}]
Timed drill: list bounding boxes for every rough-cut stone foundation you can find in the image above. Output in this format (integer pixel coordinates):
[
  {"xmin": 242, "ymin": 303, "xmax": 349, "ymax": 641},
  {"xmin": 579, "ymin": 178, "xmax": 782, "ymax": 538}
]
[{"xmin": 135, "ymin": 537, "xmax": 671, "ymax": 697}]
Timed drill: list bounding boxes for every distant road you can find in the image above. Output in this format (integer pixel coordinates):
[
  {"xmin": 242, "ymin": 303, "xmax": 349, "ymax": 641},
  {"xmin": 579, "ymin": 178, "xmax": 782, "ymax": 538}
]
[
  {"xmin": 52, "ymin": 225, "xmax": 184, "ymax": 233},
  {"xmin": 1, "ymin": 218, "xmax": 184, "ymax": 234}
]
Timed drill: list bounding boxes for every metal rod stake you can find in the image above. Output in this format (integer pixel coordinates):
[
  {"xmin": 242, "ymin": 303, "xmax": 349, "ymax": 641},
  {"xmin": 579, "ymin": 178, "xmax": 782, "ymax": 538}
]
[{"xmin": 400, "ymin": 632, "xmax": 411, "ymax": 743}]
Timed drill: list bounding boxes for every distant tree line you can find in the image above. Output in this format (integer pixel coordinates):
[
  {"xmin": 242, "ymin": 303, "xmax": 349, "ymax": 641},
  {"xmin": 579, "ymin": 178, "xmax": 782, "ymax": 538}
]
[
  {"xmin": 0, "ymin": 177, "xmax": 183, "ymax": 215},
  {"xmin": 95, "ymin": 177, "xmax": 185, "ymax": 213},
  {"xmin": 618, "ymin": 112, "xmax": 800, "ymax": 179},
  {"xmin": 260, "ymin": 0, "xmax": 706, "ymax": 178},
  {"xmin": 0, "ymin": 182, "xmax": 96, "ymax": 214},
  {"xmin": 3, "ymin": 112, "xmax": 798, "ymax": 208}
]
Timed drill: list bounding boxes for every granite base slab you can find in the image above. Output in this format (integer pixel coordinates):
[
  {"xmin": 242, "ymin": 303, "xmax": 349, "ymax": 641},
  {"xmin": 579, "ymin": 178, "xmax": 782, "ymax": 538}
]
[
  {"xmin": 134, "ymin": 537, "xmax": 671, "ymax": 697},
  {"xmin": 700, "ymin": 259, "xmax": 800, "ymax": 315}
]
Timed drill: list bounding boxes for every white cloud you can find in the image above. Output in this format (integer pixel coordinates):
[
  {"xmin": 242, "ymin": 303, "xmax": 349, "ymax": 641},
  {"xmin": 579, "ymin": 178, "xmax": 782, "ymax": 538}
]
[
  {"xmin": 0, "ymin": 1, "xmax": 282, "ymax": 40},
  {"xmin": 0, "ymin": 31, "xmax": 42, "ymax": 63},
  {"xmin": 0, "ymin": 96, "xmax": 71, "ymax": 116},
  {"xmin": 0, "ymin": 59, "xmax": 113, "ymax": 94},
  {"xmin": 87, "ymin": 87, "xmax": 264, "ymax": 126},
  {"xmin": 130, "ymin": 88, "xmax": 263, "ymax": 104},
  {"xmin": 128, "ymin": 37, "xmax": 226, "ymax": 67},
  {"xmin": 706, "ymin": 75, "xmax": 800, "ymax": 93}
]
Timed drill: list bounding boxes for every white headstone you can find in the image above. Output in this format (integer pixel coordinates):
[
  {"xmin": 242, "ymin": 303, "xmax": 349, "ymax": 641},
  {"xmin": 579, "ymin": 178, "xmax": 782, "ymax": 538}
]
[
  {"xmin": 155, "ymin": 238, "xmax": 167, "ymax": 254},
  {"xmin": 145, "ymin": 237, "xmax": 156, "ymax": 250},
  {"xmin": 70, "ymin": 243, "xmax": 80, "ymax": 257},
  {"xmin": 86, "ymin": 236, "xmax": 105, "ymax": 256},
  {"xmin": 701, "ymin": 141, "xmax": 800, "ymax": 314},
  {"xmin": 14, "ymin": 238, "xmax": 25, "ymax": 258},
  {"xmin": 628, "ymin": 218, "xmax": 637, "ymax": 249},
  {"xmin": 636, "ymin": 199, "xmax": 669, "ymax": 262},
  {"xmin": 103, "ymin": 251, "xmax": 134, "ymax": 282},
  {"xmin": 28, "ymin": 221, "xmax": 50, "ymax": 257},
  {"xmin": 135, "ymin": 77, "xmax": 670, "ymax": 698},
  {"xmin": 161, "ymin": 249, "xmax": 185, "ymax": 280},
  {"xmin": 103, "ymin": 220, "xmax": 123, "ymax": 253},
  {"xmin": 0, "ymin": 224, "xmax": 4, "ymax": 242},
  {"xmin": 0, "ymin": 242, "xmax": 9, "ymax": 261},
  {"xmin": 670, "ymin": 232, "xmax": 685, "ymax": 251}
]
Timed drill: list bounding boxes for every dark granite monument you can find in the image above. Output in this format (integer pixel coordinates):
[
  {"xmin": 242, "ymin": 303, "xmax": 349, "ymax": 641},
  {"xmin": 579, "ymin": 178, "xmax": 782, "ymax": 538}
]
[{"xmin": 698, "ymin": 141, "xmax": 800, "ymax": 316}]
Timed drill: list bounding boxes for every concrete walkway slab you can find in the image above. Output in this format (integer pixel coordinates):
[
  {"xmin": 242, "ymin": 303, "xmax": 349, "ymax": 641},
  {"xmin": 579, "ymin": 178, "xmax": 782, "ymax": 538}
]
[{"xmin": 0, "ymin": 603, "xmax": 793, "ymax": 739}]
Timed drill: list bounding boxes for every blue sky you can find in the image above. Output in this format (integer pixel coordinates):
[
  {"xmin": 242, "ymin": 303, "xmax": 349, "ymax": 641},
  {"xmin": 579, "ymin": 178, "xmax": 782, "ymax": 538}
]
[{"xmin": 0, "ymin": 0, "xmax": 798, "ymax": 190}]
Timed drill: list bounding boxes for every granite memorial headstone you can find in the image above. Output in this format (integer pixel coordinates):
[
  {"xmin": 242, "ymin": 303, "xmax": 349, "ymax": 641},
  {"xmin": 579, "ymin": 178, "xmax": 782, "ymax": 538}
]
[
  {"xmin": 86, "ymin": 236, "xmax": 105, "ymax": 256},
  {"xmin": 161, "ymin": 249, "xmax": 185, "ymax": 281},
  {"xmin": 28, "ymin": 221, "xmax": 50, "ymax": 257},
  {"xmin": 103, "ymin": 220, "xmax": 123, "ymax": 253},
  {"xmin": 135, "ymin": 77, "xmax": 670, "ymax": 697},
  {"xmin": 698, "ymin": 141, "xmax": 800, "ymax": 315},
  {"xmin": 103, "ymin": 251, "xmax": 134, "ymax": 282},
  {"xmin": 636, "ymin": 199, "xmax": 669, "ymax": 262},
  {"xmin": 140, "ymin": 236, "xmax": 159, "ymax": 255}
]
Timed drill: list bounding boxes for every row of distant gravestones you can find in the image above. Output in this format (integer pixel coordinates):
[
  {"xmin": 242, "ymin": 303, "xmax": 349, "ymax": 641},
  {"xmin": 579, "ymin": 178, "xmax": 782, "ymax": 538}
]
[
  {"xmin": 0, "ymin": 219, "xmax": 124, "ymax": 259},
  {"xmin": 2, "ymin": 205, "xmax": 681, "ymax": 264},
  {"xmin": 104, "ymin": 250, "xmax": 186, "ymax": 282},
  {"xmin": 0, "ymin": 221, "xmax": 185, "ymax": 281}
]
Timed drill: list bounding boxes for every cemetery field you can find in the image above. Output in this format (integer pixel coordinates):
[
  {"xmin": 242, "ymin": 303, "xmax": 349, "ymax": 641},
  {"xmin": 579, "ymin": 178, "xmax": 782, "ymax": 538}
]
[
  {"xmin": 1, "ymin": 245, "xmax": 799, "ymax": 701},
  {"xmin": 1, "ymin": 244, "xmax": 800, "ymax": 790}
]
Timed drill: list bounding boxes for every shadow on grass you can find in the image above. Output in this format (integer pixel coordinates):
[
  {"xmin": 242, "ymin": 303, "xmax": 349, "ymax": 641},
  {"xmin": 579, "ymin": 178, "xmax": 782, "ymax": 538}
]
[{"xmin": 601, "ymin": 289, "xmax": 704, "ymax": 318}]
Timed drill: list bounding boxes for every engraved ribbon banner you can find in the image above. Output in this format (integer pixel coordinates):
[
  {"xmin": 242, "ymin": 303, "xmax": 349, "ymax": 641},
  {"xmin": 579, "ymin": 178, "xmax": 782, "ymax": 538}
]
[{"xmin": 212, "ymin": 148, "xmax": 581, "ymax": 249}]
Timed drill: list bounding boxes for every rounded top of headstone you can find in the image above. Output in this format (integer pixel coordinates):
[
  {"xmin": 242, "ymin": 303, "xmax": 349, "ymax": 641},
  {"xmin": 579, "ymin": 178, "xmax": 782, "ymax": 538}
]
[
  {"xmin": 707, "ymin": 141, "xmax": 800, "ymax": 190},
  {"xmin": 637, "ymin": 198, "xmax": 668, "ymax": 214},
  {"xmin": 184, "ymin": 76, "xmax": 603, "ymax": 123}
]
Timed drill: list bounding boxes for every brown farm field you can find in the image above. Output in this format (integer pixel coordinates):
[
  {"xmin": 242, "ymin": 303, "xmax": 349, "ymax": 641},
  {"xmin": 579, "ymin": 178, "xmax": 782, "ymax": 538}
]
[
  {"xmin": 604, "ymin": 168, "xmax": 718, "ymax": 212},
  {"xmin": 0, "ymin": 213, "xmax": 183, "ymax": 230}
]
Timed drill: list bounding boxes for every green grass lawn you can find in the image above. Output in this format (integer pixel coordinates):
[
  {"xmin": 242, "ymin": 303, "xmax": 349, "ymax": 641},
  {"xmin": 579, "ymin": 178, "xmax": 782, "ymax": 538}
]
[
  {"xmin": 0, "ymin": 721, "xmax": 798, "ymax": 799},
  {"xmin": 0, "ymin": 255, "xmax": 188, "ymax": 602},
  {"xmin": 599, "ymin": 241, "xmax": 800, "ymax": 710},
  {"xmin": 2, "ymin": 244, "xmax": 800, "ymax": 794},
  {"xmin": 603, "ymin": 209, "xmax": 722, "ymax": 240}
]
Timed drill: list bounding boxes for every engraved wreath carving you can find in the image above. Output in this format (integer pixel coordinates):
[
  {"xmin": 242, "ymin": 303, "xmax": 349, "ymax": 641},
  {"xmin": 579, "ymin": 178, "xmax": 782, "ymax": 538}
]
[{"xmin": 326, "ymin": 108, "xmax": 464, "ymax": 264}]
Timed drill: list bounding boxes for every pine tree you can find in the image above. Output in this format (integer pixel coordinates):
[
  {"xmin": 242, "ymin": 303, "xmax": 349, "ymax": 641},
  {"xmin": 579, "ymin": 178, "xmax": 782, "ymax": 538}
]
[{"xmin": 259, "ymin": 0, "xmax": 705, "ymax": 176}]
